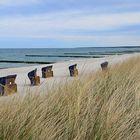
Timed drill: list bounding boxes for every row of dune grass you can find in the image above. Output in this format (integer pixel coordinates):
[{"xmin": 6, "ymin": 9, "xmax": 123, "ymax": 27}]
[{"xmin": 0, "ymin": 57, "xmax": 140, "ymax": 140}]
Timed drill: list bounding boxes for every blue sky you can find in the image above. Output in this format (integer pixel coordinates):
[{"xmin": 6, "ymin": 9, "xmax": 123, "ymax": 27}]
[{"xmin": 0, "ymin": 0, "xmax": 140, "ymax": 48}]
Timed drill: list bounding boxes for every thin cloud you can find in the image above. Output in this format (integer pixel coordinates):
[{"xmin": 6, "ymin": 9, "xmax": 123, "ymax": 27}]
[{"xmin": 0, "ymin": 11, "xmax": 140, "ymax": 33}]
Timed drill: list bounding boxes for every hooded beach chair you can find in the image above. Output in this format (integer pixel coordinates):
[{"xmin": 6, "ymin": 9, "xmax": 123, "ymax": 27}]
[
  {"xmin": 42, "ymin": 65, "xmax": 53, "ymax": 78},
  {"xmin": 101, "ymin": 61, "xmax": 108, "ymax": 71},
  {"xmin": 69, "ymin": 64, "xmax": 78, "ymax": 77},
  {"xmin": 0, "ymin": 75, "xmax": 17, "ymax": 96},
  {"xmin": 28, "ymin": 68, "xmax": 40, "ymax": 86}
]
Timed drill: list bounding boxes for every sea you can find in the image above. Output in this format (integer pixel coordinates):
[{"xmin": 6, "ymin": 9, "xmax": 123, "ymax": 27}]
[{"xmin": 0, "ymin": 47, "xmax": 140, "ymax": 69}]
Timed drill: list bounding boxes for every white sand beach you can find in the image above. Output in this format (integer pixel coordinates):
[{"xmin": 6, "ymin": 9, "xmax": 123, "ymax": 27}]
[{"xmin": 0, "ymin": 53, "xmax": 140, "ymax": 95}]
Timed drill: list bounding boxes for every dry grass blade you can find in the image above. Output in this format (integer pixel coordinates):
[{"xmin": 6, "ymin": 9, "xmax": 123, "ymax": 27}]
[{"xmin": 0, "ymin": 57, "xmax": 140, "ymax": 140}]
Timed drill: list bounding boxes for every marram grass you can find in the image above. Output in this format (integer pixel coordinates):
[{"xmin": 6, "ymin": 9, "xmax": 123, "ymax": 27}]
[{"xmin": 0, "ymin": 57, "xmax": 140, "ymax": 140}]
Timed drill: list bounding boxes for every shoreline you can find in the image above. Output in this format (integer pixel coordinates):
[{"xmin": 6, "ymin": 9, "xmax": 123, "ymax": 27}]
[
  {"xmin": 0, "ymin": 53, "xmax": 140, "ymax": 95},
  {"xmin": 0, "ymin": 52, "xmax": 139, "ymax": 70}
]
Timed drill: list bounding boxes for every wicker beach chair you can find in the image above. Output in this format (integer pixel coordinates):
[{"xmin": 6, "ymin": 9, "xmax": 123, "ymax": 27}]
[
  {"xmin": 28, "ymin": 68, "xmax": 40, "ymax": 86},
  {"xmin": 0, "ymin": 75, "xmax": 17, "ymax": 96},
  {"xmin": 69, "ymin": 64, "xmax": 78, "ymax": 77},
  {"xmin": 42, "ymin": 65, "xmax": 53, "ymax": 78},
  {"xmin": 101, "ymin": 61, "xmax": 108, "ymax": 71}
]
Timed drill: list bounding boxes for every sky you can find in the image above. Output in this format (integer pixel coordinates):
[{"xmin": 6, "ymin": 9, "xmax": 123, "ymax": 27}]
[{"xmin": 0, "ymin": 0, "xmax": 140, "ymax": 48}]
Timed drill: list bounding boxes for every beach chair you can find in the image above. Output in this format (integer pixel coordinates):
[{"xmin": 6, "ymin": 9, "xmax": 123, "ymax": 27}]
[
  {"xmin": 101, "ymin": 61, "xmax": 108, "ymax": 71},
  {"xmin": 28, "ymin": 68, "xmax": 40, "ymax": 86},
  {"xmin": 42, "ymin": 65, "xmax": 53, "ymax": 78},
  {"xmin": 0, "ymin": 75, "xmax": 17, "ymax": 96},
  {"xmin": 69, "ymin": 64, "xmax": 78, "ymax": 77}
]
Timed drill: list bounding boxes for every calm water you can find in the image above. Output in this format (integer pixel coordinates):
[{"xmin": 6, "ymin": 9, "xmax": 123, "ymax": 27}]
[{"xmin": 0, "ymin": 47, "xmax": 140, "ymax": 68}]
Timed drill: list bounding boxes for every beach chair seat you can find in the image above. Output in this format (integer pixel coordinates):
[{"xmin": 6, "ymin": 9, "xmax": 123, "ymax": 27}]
[
  {"xmin": 69, "ymin": 64, "xmax": 78, "ymax": 77},
  {"xmin": 28, "ymin": 68, "xmax": 40, "ymax": 86},
  {"xmin": 42, "ymin": 65, "xmax": 53, "ymax": 78},
  {"xmin": 0, "ymin": 75, "xmax": 17, "ymax": 96},
  {"xmin": 101, "ymin": 61, "xmax": 108, "ymax": 71},
  {"xmin": 29, "ymin": 76, "xmax": 40, "ymax": 86}
]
